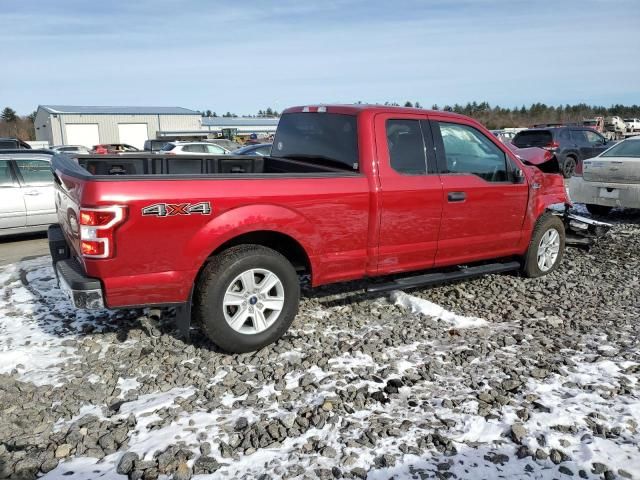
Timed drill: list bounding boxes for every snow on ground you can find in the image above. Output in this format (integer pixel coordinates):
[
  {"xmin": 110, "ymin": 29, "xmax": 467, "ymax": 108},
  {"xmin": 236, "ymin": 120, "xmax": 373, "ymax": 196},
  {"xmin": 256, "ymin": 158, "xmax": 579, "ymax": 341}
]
[
  {"xmin": 1, "ymin": 221, "xmax": 639, "ymax": 480},
  {"xmin": 0, "ymin": 257, "xmax": 122, "ymax": 386},
  {"xmin": 391, "ymin": 290, "xmax": 488, "ymax": 328}
]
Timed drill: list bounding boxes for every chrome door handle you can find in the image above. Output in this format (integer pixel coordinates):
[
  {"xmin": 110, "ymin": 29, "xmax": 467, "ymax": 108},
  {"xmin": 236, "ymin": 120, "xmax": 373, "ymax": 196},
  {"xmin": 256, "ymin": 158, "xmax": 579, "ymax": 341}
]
[{"xmin": 23, "ymin": 190, "xmax": 41, "ymax": 196}]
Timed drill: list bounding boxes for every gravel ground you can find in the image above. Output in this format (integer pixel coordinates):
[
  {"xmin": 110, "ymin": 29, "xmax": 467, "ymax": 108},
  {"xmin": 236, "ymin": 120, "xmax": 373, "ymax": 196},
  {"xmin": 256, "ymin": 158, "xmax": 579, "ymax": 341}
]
[{"xmin": 0, "ymin": 210, "xmax": 639, "ymax": 480}]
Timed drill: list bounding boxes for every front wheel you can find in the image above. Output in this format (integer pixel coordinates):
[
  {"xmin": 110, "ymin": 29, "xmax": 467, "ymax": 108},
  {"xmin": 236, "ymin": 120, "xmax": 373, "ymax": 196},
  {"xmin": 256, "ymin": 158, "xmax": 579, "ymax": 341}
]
[
  {"xmin": 522, "ymin": 214, "xmax": 565, "ymax": 278},
  {"xmin": 195, "ymin": 245, "xmax": 300, "ymax": 353}
]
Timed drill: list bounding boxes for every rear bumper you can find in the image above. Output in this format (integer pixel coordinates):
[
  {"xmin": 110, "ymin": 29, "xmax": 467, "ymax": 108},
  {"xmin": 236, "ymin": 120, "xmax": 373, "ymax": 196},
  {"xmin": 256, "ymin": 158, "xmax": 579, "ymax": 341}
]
[
  {"xmin": 568, "ymin": 177, "xmax": 640, "ymax": 209},
  {"xmin": 48, "ymin": 224, "xmax": 105, "ymax": 309}
]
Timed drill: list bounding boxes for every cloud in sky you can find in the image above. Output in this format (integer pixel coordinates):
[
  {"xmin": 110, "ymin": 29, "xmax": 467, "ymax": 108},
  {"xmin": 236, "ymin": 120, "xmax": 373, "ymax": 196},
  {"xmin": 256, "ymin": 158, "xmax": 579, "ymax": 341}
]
[{"xmin": 1, "ymin": 0, "xmax": 639, "ymax": 114}]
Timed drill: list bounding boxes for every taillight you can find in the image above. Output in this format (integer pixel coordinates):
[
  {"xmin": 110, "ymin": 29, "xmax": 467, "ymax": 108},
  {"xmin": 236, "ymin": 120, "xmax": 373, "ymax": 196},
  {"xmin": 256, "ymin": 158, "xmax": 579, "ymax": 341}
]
[
  {"xmin": 79, "ymin": 206, "xmax": 126, "ymax": 259},
  {"xmin": 574, "ymin": 159, "xmax": 583, "ymax": 176},
  {"xmin": 543, "ymin": 150, "xmax": 554, "ymax": 161},
  {"xmin": 543, "ymin": 141, "xmax": 560, "ymax": 151}
]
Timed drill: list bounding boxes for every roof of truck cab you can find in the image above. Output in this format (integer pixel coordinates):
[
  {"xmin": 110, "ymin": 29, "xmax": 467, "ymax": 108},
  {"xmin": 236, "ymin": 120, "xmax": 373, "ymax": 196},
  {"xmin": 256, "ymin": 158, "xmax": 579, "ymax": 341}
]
[{"xmin": 282, "ymin": 104, "xmax": 469, "ymax": 120}]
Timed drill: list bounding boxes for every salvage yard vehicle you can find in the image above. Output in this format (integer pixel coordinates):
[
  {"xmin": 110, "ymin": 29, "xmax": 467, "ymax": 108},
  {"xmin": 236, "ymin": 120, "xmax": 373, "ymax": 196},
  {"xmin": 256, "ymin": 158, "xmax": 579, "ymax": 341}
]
[
  {"xmin": 0, "ymin": 137, "xmax": 32, "ymax": 150},
  {"xmin": 50, "ymin": 145, "xmax": 90, "ymax": 154},
  {"xmin": 512, "ymin": 126, "xmax": 611, "ymax": 178},
  {"xmin": 49, "ymin": 105, "xmax": 609, "ymax": 353},
  {"xmin": 569, "ymin": 136, "xmax": 640, "ymax": 215},
  {"xmin": 232, "ymin": 143, "xmax": 272, "ymax": 156},
  {"xmin": 623, "ymin": 118, "xmax": 640, "ymax": 135},
  {"xmin": 160, "ymin": 141, "xmax": 230, "ymax": 155},
  {"xmin": 604, "ymin": 116, "xmax": 627, "ymax": 140},
  {"xmin": 0, "ymin": 150, "xmax": 56, "ymax": 236}
]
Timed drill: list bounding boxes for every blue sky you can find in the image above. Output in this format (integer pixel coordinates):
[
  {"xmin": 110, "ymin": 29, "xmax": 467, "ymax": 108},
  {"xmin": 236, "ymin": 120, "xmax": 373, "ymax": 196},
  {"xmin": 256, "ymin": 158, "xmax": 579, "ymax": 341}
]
[{"xmin": 2, "ymin": 0, "xmax": 639, "ymax": 115}]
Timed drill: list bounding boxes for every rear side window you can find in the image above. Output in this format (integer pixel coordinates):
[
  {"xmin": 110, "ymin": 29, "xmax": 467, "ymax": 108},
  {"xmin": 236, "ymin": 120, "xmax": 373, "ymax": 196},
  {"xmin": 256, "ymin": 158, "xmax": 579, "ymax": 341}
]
[
  {"xmin": 0, "ymin": 160, "xmax": 16, "ymax": 186},
  {"xmin": 512, "ymin": 130, "xmax": 553, "ymax": 148},
  {"xmin": 206, "ymin": 144, "xmax": 225, "ymax": 154},
  {"xmin": 437, "ymin": 122, "xmax": 508, "ymax": 182},
  {"xmin": 184, "ymin": 144, "xmax": 207, "ymax": 153},
  {"xmin": 571, "ymin": 130, "xmax": 588, "ymax": 144},
  {"xmin": 15, "ymin": 159, "xmax": 53, "ymax": 184},
  {"xmin": 0, "ymin": 140, "xmax": 18, "ymax": 149},
  {"xmin": 386, "ymin": 119, "xmax": 427, "ymax": 174},
  {"xmin": 272, "ymin": 113, "xmax": 359, "ymax": 170}
]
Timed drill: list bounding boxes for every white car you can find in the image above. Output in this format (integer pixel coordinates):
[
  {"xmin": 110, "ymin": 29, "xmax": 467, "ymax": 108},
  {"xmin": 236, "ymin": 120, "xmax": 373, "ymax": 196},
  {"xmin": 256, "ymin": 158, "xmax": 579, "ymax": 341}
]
[
  {"xmin": 569, "ymin": 136, "xmax": 640, "ymax": 215},
  {"xmin": 50, "ymin": 145, "xmax": 90, "ymax": 154},
  {"xmin": 623, "ymin": 118, "xmax": 640, "ymax": 133},
  {"xmin": 0, "ymin": 152, "xmax": 56, "ymax": 236},
  {"xmin": 160, "ymin": 142, "xmax": 230, "ymax": 155}
]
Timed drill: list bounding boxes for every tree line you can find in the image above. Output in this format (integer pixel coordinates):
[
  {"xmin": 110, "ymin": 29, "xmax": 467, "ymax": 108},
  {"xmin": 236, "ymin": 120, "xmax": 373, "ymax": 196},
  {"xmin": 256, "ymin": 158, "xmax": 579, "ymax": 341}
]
[
  {"xmin": 3, "ymin": 102, "xmax": 640, "ymax": 141},
  {"xmin": 200, "ymin": 102, "xmax": 640, "ymax": 129},
  {"xmin": 201, "ymin": 107, "xmax": 280, "ymax": 118},
  {"xmin": 0, "ymin": 107, "xmax": 36, "ymax": 140}
]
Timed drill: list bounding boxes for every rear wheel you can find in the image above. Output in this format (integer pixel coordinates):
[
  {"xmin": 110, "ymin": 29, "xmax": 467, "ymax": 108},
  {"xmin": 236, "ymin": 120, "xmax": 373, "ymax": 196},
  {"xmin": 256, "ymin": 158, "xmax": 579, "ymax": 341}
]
[
  {"xmin": 523, "ymin": 214, "xmax": 565, "ymax": 278},
  {"xmin": 562, "ymin": 156, "xmax": 577, "ymax": 178},
  {"xmin": 586, "ymin": 204, "xmax": 613, "ymax": 216},
  {"xmin": 195, "ymin": 245, "xmax": 300, "ymax": 353}
]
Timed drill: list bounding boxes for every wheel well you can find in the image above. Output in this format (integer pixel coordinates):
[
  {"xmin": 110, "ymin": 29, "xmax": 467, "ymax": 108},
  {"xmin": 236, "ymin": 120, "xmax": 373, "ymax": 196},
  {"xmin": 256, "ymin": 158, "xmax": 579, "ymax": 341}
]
[{"xmin": 208, "ymin": 231, "xmax": 311, "ymax": 275}]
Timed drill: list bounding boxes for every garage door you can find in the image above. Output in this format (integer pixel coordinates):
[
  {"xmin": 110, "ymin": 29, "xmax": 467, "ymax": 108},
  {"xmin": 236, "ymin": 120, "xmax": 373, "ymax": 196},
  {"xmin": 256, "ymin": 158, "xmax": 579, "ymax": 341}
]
[
  {"xmin": 118, "ymin": 123, "xmax": 148, "ymax": 150},
  {"xmin": 65, "ymin": 124, "xmax": 100, "ymax": 149}
]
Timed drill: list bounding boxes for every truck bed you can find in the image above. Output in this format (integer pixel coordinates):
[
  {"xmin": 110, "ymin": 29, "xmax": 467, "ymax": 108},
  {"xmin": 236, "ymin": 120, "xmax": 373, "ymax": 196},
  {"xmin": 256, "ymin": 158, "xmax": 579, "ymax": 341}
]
[{"xmin": 53, "ymin": 153, "xmax": 357, "ymax": 179}]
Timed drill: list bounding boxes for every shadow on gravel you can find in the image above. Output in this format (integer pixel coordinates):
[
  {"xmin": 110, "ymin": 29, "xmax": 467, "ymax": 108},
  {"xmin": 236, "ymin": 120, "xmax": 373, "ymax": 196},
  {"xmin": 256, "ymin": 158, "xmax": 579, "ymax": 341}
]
[{"xmin": 588, "ymin": 207, "xmax": 640, "ymax": 225}]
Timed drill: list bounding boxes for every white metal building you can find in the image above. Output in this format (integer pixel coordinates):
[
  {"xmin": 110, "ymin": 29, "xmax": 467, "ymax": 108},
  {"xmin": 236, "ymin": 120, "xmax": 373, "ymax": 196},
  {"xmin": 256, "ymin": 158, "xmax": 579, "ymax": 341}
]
[{"xmin": 34, "ymin": 105, "xmax": 202, "ymax": 149}]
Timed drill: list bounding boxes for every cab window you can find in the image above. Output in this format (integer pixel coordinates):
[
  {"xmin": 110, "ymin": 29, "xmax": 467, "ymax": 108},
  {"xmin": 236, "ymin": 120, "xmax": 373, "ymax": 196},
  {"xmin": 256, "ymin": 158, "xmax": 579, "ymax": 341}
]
[
  {"xmin": 386, "ymin": 119, "xmax": 428, "ymax": 174},
  {"xmin": 436, "ymin": 122, "xmax": 508, "ymax": 182}
]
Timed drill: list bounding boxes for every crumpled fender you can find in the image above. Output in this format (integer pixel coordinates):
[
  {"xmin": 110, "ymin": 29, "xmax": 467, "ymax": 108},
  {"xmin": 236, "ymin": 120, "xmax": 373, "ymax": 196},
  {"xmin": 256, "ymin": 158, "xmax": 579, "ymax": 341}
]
[
  {"xmin": 522, "ymin": 166, "xmax": 569, "ymax": 234},
  {"xmin": 183, "ymin": 203, "xmax": 319, "ymax": 272}
]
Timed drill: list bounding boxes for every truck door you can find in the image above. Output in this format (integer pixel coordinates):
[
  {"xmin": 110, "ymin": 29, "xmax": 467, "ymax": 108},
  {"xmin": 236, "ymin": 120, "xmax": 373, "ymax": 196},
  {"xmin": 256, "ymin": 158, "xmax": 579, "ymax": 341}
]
[
  {"xmin": 14, "ymin": 159, "xmax": 57, "ymax": 227},
  {"xmin": 429, "ymin": 117, "xmax": 529, "ymax": 266},
  {"xmin": 374, "ymin": 113, "xmax": 443, "ymax": 275},
  {"xmin": 0, "ymin": 160, "xmax": 26, "ymax": 230}
]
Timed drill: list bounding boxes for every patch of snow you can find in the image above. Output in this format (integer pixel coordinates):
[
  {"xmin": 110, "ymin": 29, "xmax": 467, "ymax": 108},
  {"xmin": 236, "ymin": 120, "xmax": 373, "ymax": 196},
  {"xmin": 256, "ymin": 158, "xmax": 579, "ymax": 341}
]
[
  {"xmin": 116, "ymin": 377, "xmax": 141, "ymax": 398},
  {"xmin": 391, "ymin": 290, "xmax": 488, "ymax": 328}
]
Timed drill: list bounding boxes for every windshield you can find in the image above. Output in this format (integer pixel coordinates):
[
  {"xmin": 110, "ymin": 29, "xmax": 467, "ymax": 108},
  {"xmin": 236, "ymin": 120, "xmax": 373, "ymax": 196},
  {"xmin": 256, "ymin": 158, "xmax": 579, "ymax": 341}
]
[
  {"xmin": 160, "ymin": 143, "xmax": 176, "ymax": 152},
  {"xmin": 601, "ymin": 140, "xmax": 640, "ymax": 158},
  {"xmin": 271, "ymin": 113, "xmax": 359, "ymax": 170}
]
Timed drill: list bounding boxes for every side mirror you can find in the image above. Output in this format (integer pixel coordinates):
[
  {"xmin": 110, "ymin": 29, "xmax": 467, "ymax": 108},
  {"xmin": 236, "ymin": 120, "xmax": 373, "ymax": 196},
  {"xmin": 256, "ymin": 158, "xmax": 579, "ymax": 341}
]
[{"xmin": 513, "ymin": 168, "xmax": 525, "ymax": 184}]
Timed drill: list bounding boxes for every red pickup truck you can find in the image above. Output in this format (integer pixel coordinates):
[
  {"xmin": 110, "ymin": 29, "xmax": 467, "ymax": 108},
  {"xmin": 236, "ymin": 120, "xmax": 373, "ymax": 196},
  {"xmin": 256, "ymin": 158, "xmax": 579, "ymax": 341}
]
[{"xmin": 49, "ymin": 105, "xmax": 607, "ymax": 353}]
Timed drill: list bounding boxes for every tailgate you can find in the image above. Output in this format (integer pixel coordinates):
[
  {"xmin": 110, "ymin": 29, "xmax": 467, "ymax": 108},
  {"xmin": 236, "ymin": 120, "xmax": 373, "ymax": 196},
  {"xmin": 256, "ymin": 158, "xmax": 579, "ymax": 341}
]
[
  {"xmin": 52, "ymin": 154, "xmax": 86, "ymax": 258},
  {"xmin": 583, "ymin": 158, "xmax": 640, "ymax": 183}
]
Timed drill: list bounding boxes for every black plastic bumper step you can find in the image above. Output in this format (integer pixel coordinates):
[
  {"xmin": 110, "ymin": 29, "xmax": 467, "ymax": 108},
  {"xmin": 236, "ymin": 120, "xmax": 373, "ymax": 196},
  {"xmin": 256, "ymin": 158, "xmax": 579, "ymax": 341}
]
[{"xmin": 366, "ymin": 261, "xmax": 521, "ymax": 293}]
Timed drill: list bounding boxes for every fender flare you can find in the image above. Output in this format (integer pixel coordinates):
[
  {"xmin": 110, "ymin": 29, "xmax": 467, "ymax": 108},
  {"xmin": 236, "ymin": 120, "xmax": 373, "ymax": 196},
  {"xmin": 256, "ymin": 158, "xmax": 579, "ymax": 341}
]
[{"xmin": 183, "ymin": 203, "xmax": 319, "ymax": 274}]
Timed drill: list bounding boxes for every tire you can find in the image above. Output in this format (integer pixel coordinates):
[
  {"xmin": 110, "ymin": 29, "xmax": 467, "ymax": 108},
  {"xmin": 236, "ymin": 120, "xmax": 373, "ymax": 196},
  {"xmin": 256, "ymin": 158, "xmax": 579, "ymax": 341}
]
[
  {"xmin": 562, "ymin": 156, "xmax": 577, "ymax": 178},
  {"xmin": 586, "ymin": 204, "xmax": 613, "ymax": 216},
  {"xmin": 195, "ymin": 245, "xmax": 300, "ymax": 353},
  {"xmin": 522, "ymin": 214, "xmax": 565, "ymax": 278}
]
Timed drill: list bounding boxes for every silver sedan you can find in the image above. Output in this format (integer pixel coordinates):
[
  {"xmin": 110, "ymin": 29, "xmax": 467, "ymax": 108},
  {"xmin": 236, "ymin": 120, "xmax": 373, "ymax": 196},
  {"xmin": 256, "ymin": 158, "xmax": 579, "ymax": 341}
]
[{"xmin": 0, "ymin": 151, "xmax": 57, "ymax": 236}]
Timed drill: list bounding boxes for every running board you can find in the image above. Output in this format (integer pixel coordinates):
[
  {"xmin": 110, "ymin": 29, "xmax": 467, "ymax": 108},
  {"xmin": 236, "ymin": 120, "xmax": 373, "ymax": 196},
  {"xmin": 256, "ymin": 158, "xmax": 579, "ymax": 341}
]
[{"xmin": 366, "ymin": 261, "xmax": 521, "ymax": 294}]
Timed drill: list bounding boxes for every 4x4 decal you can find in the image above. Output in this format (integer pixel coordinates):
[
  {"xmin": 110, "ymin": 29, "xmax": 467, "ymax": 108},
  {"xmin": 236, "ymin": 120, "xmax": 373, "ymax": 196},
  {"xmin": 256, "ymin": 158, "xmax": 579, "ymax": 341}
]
[{"xmin": 142, "ymin": 202, "xmax": 211, "ymax": 217}]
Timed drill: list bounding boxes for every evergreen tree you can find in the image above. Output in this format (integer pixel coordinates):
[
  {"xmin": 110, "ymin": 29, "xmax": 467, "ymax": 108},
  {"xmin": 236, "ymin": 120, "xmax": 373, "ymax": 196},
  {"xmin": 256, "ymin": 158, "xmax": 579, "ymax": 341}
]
[{"xmin": 2, "ymin": 107, "xmax": 18, "ymax": 122}]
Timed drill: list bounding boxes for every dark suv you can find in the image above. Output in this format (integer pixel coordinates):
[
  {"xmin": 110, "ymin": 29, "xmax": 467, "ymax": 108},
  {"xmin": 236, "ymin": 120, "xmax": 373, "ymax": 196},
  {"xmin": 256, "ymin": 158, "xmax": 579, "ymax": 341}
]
[
  {"xmin": 0, "ymin": 138, "xmax": 32, "ymax": 150},
  {"xmin": 512, "ymin": 127, "xmax": 610, "ymax": 178}
]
